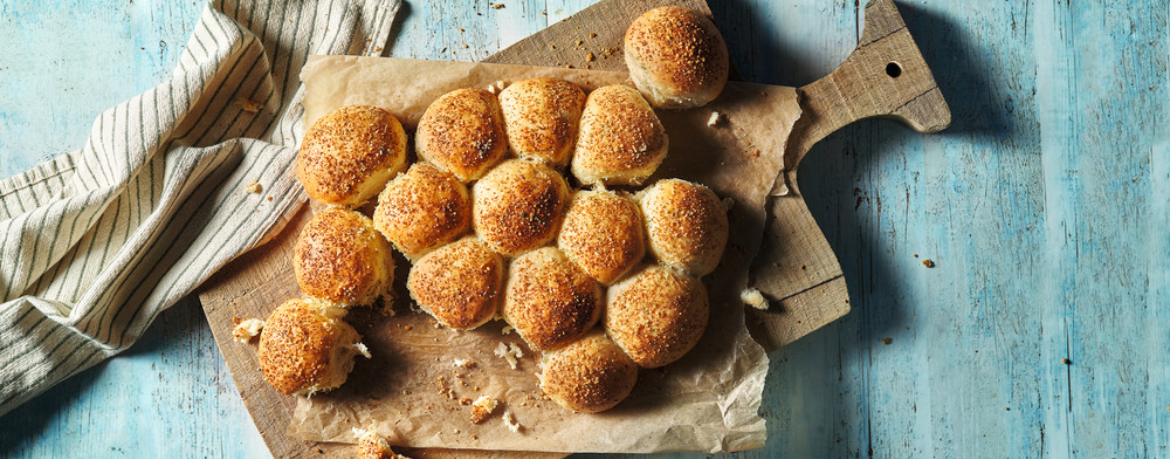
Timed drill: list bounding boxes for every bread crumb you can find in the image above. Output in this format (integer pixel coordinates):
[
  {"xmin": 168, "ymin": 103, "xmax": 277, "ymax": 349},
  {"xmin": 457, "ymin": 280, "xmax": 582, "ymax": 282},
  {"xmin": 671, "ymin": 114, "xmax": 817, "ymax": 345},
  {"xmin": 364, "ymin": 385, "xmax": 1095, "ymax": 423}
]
[
  {"xmin": 494, "ymin": 342, "xmax": 524, "ymax": 369},
  {"xmin": 491, "ymin": 3, "xmax": 504, "ymax": 8},
  {"xmin": 353, "ymin": 342, "xmax": 372, "ymax": 359},
  {"xmin": 881, "ymin": 337, "xmax": 892, "ymax": 345},
  {"xmin": 589, "ymin": 33, "xmax": 597, "ymax": 38},
  {"xmin": 922, "ymin": 259, "xmax": 935, "ymax": 268},
  {"xmin": 454, "ymin": 358, "xmax": 476, "ymax": 369},
  {"xmin": 502, "ymin": 411, "xmax": 522, "ymax": 433},
  {"xmin": 739, "ymin": 288, "xmax": 769, "ymax": 310},
  {"xmin": 585, "ymin": 52, "xmax": 595, "ymax": 62},
  {"xmin": 232, "ymin": 318, "xmax": 264, "ymax": 343},
  {"xmin": 244, "ymin": 180, "xmax": 262, "ymax": 194},
  {"xmin": 1061, "ymin": 358, "xmax": 1071, "ymax": 365},
  {"xmin": 470, "ymin": 396, "xmax": 499, "ymax": 424},
  {"xmin": 707, "ymin": 111, "xmax": 724, "ymax": 127},
  {"xmin": 501, "ymin": 325, "xmax": 514, "ymax": 335}
]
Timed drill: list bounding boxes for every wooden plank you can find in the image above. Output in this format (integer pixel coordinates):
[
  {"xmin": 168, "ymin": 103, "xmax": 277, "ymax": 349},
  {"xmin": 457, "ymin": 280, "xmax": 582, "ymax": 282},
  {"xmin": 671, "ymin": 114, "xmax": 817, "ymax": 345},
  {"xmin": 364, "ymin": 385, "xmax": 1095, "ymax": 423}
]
[{"xmin": 748, "ymin": 0, "xmax": 950, "ymax": 351}]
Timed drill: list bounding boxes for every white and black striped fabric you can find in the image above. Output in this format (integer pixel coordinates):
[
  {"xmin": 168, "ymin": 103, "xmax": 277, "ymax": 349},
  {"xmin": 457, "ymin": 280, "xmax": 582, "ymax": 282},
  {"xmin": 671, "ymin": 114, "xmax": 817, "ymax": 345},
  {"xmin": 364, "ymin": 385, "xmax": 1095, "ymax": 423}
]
[{"xmin": 0, "ymin": 0, "xmax": 399, "ymax": 417}]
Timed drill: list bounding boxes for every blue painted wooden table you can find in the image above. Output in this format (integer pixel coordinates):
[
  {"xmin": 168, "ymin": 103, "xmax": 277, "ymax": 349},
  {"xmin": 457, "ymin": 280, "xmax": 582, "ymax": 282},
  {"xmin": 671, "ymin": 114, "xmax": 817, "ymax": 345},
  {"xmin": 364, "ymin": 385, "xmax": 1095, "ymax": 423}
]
[{"xmin": 2, "ymin": 0, "xmax": 1168, "ymax": 457}]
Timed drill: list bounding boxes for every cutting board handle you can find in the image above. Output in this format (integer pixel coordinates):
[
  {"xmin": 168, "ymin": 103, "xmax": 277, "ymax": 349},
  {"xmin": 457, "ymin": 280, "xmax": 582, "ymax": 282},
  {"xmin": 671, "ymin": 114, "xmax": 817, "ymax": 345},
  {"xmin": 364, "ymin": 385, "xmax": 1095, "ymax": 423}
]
[{"xmin": 786, "ymin": 0, "xmax": 951, "ymax": 170}]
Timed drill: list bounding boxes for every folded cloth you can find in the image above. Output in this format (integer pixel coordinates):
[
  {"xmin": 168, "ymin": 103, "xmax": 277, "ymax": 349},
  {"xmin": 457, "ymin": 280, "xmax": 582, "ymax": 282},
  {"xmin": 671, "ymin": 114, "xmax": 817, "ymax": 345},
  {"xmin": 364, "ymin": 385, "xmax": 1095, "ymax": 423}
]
[{"xmin": 0, "ymin": 0, "xmax": 399, "ymax": 417}]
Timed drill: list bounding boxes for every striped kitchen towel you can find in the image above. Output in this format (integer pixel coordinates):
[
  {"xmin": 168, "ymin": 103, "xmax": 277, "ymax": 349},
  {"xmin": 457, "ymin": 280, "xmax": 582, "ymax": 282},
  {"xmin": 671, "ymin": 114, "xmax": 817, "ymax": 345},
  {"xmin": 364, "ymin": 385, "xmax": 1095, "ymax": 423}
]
[{"xmin": 0, "ymin": 0, "xmax": 400, "ymax": 417}]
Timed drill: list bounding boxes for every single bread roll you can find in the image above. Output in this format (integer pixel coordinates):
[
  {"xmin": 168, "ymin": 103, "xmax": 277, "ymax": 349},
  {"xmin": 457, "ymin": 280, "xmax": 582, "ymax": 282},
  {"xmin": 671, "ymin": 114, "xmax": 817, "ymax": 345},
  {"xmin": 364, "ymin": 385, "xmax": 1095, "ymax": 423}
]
[
  {"xmin": 258, "ymin": 299, "xmax": 365, "ymax": 396},
  {"xmin": 294, "ymin": 208, "xmax": 394, "ymax": 307},
  {"xmin": 605, "ymin": 265, "xmax": 708, "ymax": 368},
  {"xmin": 416, "ymin": 88, "xmax": 509, "ymax": 182},
  {"xmin": 571, "ymin": 85, "xmax": 668, "ymax": 186},
  {"xmin": 503, "ymin": 247, "xmax": 602, "ymax": 351},
  {"xmin": 624, "ymin": 6, "xmax": 730, "ymax": 109},
  {"xmin": 638, "ymin": 179, "xmax": 729, "ymax": 276},
  {"xmin": 557, "ymin": 189, "xmax": 646, "ymax": 284},
  {"xmin": 373, "ymin": 163, "xmax": 472, "ymax": 261},
  {"xmin": 472, "ymin": 159, "xmax": 571, "ymax": 256},
  {"xmin": 297, "ymin": 105, "xmax": 407, "ymax": 208},
  {"xmin": 498, "ymin": 78, "xmax": 587, "ymax": 168},
  {"xmin": 407, "ymin": 237, "xmax": 505, "ymax": 329},
  {"xmin": 539, "ymin": 330, "xmax": 639, "ymax": 413}
]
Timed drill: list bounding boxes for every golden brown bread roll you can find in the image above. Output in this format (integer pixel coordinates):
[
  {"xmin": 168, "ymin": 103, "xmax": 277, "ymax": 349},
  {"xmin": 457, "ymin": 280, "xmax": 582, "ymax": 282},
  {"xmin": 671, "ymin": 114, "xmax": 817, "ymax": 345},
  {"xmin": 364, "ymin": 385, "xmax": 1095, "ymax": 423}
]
[
  {"xmin": 624, "ymin": 7, "xmax": 729, "ymax": 109},
  {"xmin": 604, "ymin": 264, "xmax": 708, "ymax": 368},
  {"xmin": 294, "ymin": 208, "xmax": 394, "ymax": 307},
  {"xmin": 297, "ymin": 105, "xmax": 407, "ymax": 208},
  {"xmin": 257, "ymin": 298, "xmax": 365, "ymax": 396},
  {"xmin": 571, "ymin": 85, "xmax": 668, "ymax": 186},
  {"xmin": 503, "ymin": 247, "xmax": 602, "ymax": 351},
  {"xmin": 557, "ymin": 189, "xmax": 646, "ymax": 285},
  {"xmin": 498, "ymin": 78, "xmax": 587, "ymax": 168},
  {"xmin": 472, "ymin": 159, "xmax": 571, "ymax": 256},
  {"xmin": 539, "ymin": 330, "xmax": 639, "ymax": 413},
  {"xmin": 416, "ymin": 88, "xmax": 509, "ymax": 182},
  {"xmin": 373, "ymin": 163, "xmax": 472, "ymax": 261},
  {"xmin": 638, "ymin": 179, "xmax": 729, "ymax": 276},
  {"xmin": 407, "ymin": 237, "xmax": 504, "ymax": 329}
]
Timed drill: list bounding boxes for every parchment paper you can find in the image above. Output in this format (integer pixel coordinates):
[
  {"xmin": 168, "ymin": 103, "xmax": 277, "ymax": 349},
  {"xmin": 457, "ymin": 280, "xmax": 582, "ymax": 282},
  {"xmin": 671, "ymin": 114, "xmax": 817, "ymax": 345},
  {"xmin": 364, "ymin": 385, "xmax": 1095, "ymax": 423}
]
[{"xmin": 292, "ymin": 56, "xmax": 800, "ymax": 454}]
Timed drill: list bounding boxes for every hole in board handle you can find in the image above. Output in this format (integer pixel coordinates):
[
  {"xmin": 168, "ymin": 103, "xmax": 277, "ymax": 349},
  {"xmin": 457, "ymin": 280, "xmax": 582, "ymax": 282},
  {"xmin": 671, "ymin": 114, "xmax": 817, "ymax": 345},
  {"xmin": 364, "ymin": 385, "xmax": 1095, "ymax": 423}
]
[{"xmin": 886, "ymin": 62, "xmax": 902, "ymax": 78}]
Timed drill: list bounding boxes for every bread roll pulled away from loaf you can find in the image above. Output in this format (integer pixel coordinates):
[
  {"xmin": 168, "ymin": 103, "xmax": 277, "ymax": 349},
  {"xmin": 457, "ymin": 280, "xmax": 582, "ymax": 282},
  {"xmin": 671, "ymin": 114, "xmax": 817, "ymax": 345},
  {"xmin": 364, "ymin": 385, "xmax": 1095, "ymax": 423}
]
[
  {"xmin": 624, "ymin": 6, "xmax": 729, "ymax": 109},
  {"xmin": 258, "ymin": 299, "xmax": 367, "ymax": 396},
  {"xmin": 297, "ymin": 105, "xmax": 407, "ymax": 208}
]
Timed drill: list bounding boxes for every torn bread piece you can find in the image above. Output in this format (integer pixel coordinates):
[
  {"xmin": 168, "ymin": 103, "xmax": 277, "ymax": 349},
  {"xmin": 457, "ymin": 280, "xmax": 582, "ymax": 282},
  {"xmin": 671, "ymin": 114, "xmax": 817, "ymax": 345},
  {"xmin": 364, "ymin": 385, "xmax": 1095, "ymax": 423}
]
[
  {"xmin": 502, "ymin": 411, "xmax": 522, "ymax": 433},
  {"xmin": 232, "ymin": 318, "xmax": 264, "ymax": 344},
  {"xmin": 453, "ymin": 358, "xmax": 476, "ymax": 369},
  {"xmin": 353, "ymin": 427, "xmax": 411, "ymax": 459},
  {"xmin": 494, "ymin": 342, "xmax": 524, "ymax": 369},
  {"xmin": 470, "ymin": 396, "xmax": 500, "ymax": 424},
  {"xmin": 739, "ymin": 287, "xmax": 769, "ymax": 310}
]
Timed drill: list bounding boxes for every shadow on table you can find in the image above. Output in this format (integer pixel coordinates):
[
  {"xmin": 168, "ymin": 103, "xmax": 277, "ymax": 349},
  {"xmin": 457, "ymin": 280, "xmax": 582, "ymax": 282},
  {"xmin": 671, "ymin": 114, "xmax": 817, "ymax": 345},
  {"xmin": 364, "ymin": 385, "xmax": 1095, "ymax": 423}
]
[{"xmin": 0, "ymin": 297, "xmax": 205, "ymax": 455}]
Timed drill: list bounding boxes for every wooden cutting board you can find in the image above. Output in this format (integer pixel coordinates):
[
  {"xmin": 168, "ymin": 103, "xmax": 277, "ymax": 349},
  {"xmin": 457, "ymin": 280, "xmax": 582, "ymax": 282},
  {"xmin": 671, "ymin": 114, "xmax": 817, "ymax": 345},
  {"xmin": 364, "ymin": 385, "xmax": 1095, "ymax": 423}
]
[{"xmin": 196, "ymin": 0, "xmax": 948, "ymax": 457}]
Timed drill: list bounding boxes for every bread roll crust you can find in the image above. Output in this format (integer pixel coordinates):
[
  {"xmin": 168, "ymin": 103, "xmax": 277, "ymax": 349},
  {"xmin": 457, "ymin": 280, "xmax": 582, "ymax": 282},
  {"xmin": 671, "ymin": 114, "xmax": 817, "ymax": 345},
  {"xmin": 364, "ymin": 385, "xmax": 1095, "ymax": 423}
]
[
  {"xmin": 407, "ymin": 237, "xmax": 504, "ymax": 329},
  {"xmin": 571, "ymin": 85, "xmax": 668, "ymax": 186},
  {"xmin": 416, "ymin": 88, "xmax": 509, "ymax": 182},
  {"xmin": 498, "ymin": 78, "xmax": 587, "ymax": 167},
  {"xmin": 297, "ymin": 105, "xmax": 407, "ymax": 208},
  {"xmin": 373, "ymin": 163, "xmax": 472, "ymax": 261},
  {"xmin": 638, "ymin": 179, "xmax": 729, "ymax": 276},
  {"xmin": 472, "ymin": 159, "xmax": 571, "ymax": 256},
  {"xmin": 539, "ymin": 330, "xmax": 639, "ymax": 413},
  {"xmin": 605, "ymin": 265, "xmax": 709, "ymax": 368},
  {"xmin": 503, "ymin": 247, "xmax": 602, "ymax": 351},
  {"xmin": 557, "ymin": 189, "xmax": 646, "ymax": 285},
  {"xmin": 294, "ymin": 208, "xmax": 394, "ymax": 307},
  {"xmin": 624, "ymin": 6, "xmax": 730, "ymax": 109},
  {"xmin": 258, "ymin": 299, "xmax": 362, "ymax": 396}
]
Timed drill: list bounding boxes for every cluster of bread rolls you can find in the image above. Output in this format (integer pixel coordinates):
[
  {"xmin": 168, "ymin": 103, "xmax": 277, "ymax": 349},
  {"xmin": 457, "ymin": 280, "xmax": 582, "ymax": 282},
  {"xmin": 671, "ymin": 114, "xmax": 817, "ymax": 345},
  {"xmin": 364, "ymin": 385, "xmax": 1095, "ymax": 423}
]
[{"xmin": 267, "ymin": 6, "xmax": 731, "ymax": 411}]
